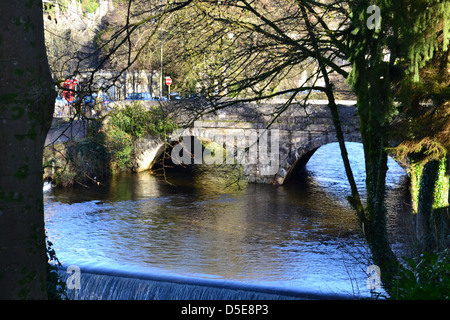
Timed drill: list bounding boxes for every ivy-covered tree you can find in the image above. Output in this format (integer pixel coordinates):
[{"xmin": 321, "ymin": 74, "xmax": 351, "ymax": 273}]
[
  {"xmin": 387, "ymin": 0, "xmax": 450, "ymax": 253},
  {"xmin": 347, "ymin": 0, "xmax": 449, "ymax": 289}
]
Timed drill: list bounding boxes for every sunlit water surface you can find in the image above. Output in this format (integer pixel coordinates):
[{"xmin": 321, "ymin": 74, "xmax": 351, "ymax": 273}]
[{"xmin": 44, "ymin": 142, "xmax": 409, "ymax": 298}]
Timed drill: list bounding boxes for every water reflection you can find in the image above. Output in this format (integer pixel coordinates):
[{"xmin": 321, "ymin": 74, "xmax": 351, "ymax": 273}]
[{"xmin": 44, "ymin": 142, "xmax": 408, "ymax": 297}]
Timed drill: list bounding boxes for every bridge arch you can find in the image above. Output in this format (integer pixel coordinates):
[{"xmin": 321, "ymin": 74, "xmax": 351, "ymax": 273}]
[
  {"xmin": 272, "ymin": 133, "xmax": 363, "ymax": 185},
  {"xmin": 132, "ymin": 130, "xmax": 235, "ymax": 173}
]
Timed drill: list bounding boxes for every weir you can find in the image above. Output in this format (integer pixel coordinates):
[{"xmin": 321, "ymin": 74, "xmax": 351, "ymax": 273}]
[{"xmin": 57, "ymin": 263, "xmax": 358, "ymax": 300}]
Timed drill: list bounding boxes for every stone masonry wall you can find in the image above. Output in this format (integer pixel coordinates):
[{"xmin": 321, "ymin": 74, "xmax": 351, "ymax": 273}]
[{"xmin": 132, "ymin": 101, "xmax": 361, "ymax": 184}]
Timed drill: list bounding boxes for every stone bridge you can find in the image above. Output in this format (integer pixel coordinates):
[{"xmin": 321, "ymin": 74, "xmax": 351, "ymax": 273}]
[{"xmin": 133, "ymin": 100, "xmax": 361, "ymax": 185}]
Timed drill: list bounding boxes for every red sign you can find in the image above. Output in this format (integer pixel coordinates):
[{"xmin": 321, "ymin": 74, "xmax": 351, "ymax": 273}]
[{"xmin": 165, "ymin": 76, "xmax": 172, "ymax": 86}]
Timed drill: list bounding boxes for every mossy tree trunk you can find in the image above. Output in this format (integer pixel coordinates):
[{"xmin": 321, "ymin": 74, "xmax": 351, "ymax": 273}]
[
  {"xmin": 411, "ymin": 157, "xmax": 449, "ymax": 253},
  {"xmin": 0, "ymin": 1, "xmax": 55, "ymax": 299}
]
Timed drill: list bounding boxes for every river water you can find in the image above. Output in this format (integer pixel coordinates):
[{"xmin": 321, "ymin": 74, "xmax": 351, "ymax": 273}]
[{"xmin": 44, "ymin": 142, "xmax": 409, "ymax": 298}]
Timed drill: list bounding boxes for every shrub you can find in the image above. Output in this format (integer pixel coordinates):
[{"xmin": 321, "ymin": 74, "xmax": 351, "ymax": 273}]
[
  {"xmin": 43, "ymin": 102, "xmax": 177, "ymax": 187},
  {"xmin": 81, "ymin": 0, "xmax": 99, "ymax": 14},
  {"xmin": 44, "ymin": 121, "xmax": 111, "ymax": 187},
  {"xmin": 390, "ymin": 249, "xmax": 450, "ymax": 300},
  {"xmin": 107, "ymin": 102, "xmax": 177, "ymax": 138},
  {"xmin": 107, "ymin": 128, "xmax": 133, "ymax": 171},
  {"xmin": 108, "ymin": 103, "xmax": 150, "ymax": 139},
  {"xmin": 46, "ymin": 236, "xmax": 68, "ymax": 300}
]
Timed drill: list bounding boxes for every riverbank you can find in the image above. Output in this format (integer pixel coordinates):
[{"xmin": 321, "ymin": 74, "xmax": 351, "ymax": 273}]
[{"xmin": 43, "ymin": 102, "xmax": 176, "ymax": 188}]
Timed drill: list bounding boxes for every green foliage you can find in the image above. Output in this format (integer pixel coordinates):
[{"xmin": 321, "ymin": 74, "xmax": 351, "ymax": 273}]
[
  {"xmin": 43, "ymin": 143, "xmax": 73, "ymax": 188},
  {"xmin": 390, "ymin": 250, "xmax": 450, "ymax": 300},
  {"xmin": 433, "ymin": 157, "xmax": 449, "ymax": 210},
  {"xmin": 43, "ymin": 122, "xmax": 111, "ymax": 188},
  {"xmin": 108, "ymin": 102, "xmax": 177, "ymax": 138},
  {"xmin": 46, "ymin": 236, "xmax": 68, "ymax": 300},
  {"xmin": 81, "ymin": 0, "xmax": 98, "ymax": 14},
  {"xmin": 43, "ymin": 1, "xmax": 56, "ymax": 14},
  {"xmin": 107, "ymin": 127, "xmax": 133, "ymax": 171},
  {"xmin": 57, "ymin": 0, "xmax": 68, "ymax": 12},
  {"xmin": 67, "ymin": 127, "xmax": 111, "ymax": 182},
  {"xmin": 400, "ymin": 0, "xmax": 449, "ymax": 82},
  {"xmin": 106, "ymin": 103, "xmax": 177, "ymax": 171},
  {"xmin": 409, "ymin": 161, "xmax": 424, "ymax": 213},
  {"xmin": 108, "ymin": 104, "xmax": 150, "ymax": 139},
  {"xmin": 44, "ymin": 102, "xmax": 178, "ymax": 186}
]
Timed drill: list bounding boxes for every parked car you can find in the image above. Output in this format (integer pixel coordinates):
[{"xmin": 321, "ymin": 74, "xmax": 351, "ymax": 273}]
[
  {"xmin": 170, "ymin": 92, "xmax": 181, "ymax": 100},
  {"xmin": 82, "ymin": 94, "xmax": 97, "ymax": 106},
  {"xmin": 82, "ymin": 93, "xmax": 114, "ymax": 106},
  {"xmin": 54, "ymin": 96, "xmax": 69, "ymax": 117},
  {"xmin": 125, "ymin": 92, "xmax": 153, "ymax": 101},
  {"xmin": 102, "ymin": 96, "xmax": 113, "ymax": 105},
  {"xmin": 125, "ymin": 93, "xmax": 139, "ymax": 100}
]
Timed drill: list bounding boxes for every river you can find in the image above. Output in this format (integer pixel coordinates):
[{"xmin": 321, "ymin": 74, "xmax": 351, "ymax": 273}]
[{"xmin": 44, "ymin": 142, "xmax": 410, "ymax": 298}]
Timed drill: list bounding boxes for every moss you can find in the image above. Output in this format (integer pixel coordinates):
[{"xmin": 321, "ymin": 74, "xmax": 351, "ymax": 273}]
[
  {"xmin": 0, "ymin": 93, "xmax": 18, "ymax": 104},
  {"xmin": 14, "ymin": 68, "xmax": 25, "ymax": 77},
  {"xmin": 17, "ymin": 267, "xmax": 38, "ymax": 299},
  {"xmin": 409, "ymin": 162, "xmax": 424, "ymax": 214},
  {"xmin": 414, "ymin": 157, "xmax": 449, "ymax": 252},
  {"xmin": 27, "ymin": 128, "xmax": 37, "ymax": 140},
  {"xmin": 411, "ymin": 157, "xmax": 449, "ymax": 214},
  {"xmin": 14, "ymin": 165, "xmax": 29, "ymax": 181},
  {"xmin": 0, "ymin": 188, "xmax": 24, "ymax": 203},
  {"xmin": 12, "ymin": 16, "xmax": 34, "ymax": 31},
  {"xmin": 433, "ymin": 157, "xmax": 449, "ymax": 210},
  {"xmin": 14, "ymin": 134, "xmax": 26, "ymax": 141},
  {"xmin": 25, "ymin": 0, "xmax": 35, "ymax": 8},
  {"xmin": 10, "ymin": 106, "xmax": 24, "ymax": 120}
]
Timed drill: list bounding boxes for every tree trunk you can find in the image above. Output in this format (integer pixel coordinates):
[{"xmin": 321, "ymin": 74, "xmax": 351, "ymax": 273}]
[
  {"xmin": 354, "ymin": 65, "xmax": 399, "ymax": 290},
  {"xmin": 0, "ymin": 1, "xmax": 55, "ymax": 299},
  {"xmin": 302, "ymin": 2, "xmax": 399, "ymax": 288},
  {"xmin": 361, "ymin": 138, "xmax": 398, "ymax": 282},
  {"xmin": 416, "ymin": 157, "xmax": 449, "ymax": 253},
  {"xmin": 347, "ymin": 1, "xmax": 399, "ymax": 291},
  {"xmin": 299, "ymin": 6, "xmax": 366, "ymax": 222}
]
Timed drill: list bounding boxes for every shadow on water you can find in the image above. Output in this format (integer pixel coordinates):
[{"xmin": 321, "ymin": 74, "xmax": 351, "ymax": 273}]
[{"xmin": 45, "ymin": 142, "xmax": 410, "ymax": 299}]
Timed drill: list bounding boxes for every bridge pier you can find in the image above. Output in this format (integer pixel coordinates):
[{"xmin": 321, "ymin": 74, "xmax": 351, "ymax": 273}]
[{"xmin": 132, "ymin": 135, "xmax": 165, "ymax": 173}]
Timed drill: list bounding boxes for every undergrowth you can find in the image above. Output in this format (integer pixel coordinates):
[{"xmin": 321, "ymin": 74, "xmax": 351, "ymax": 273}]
[{"xmin": 43, "ymin": 102, "xmax": 176, "ymax": 187}]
